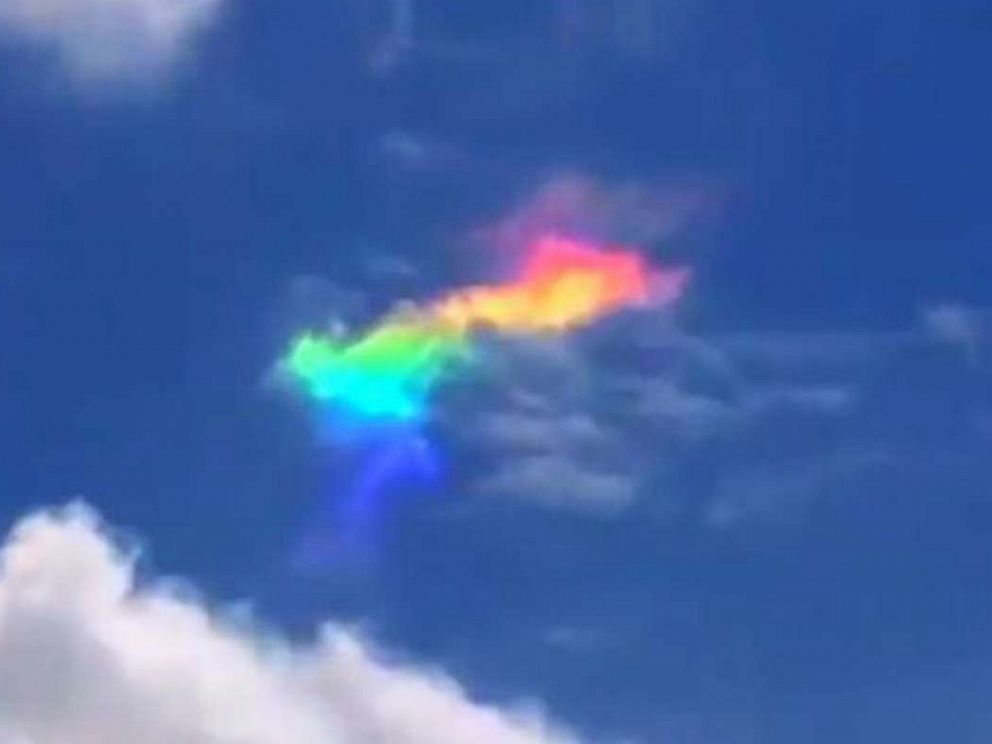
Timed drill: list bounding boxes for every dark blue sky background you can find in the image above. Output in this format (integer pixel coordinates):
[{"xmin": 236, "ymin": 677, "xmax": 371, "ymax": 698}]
[{"xmin": 2, "ymin": 1, "xmax": 992, "ymax": 742}]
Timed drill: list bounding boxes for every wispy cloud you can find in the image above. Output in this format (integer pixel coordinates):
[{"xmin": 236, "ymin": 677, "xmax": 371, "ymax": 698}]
[
  {"xmin": 0, "ymin": 505, "xmax": 579, "ymax": 744},
  {"xmin": 475, "ymin": 172, "xmax": 714, "ymax": 252},
  {"xmin": 705, "ymin": 447, "xmax": 889, "ymax": 529},
  {"xmin": 450, "ymin": 302, "xmax": 992, "ymax": 524},
  {"xmin": 924, "ymin": 303, "xmax": 991, "ymax": 364},
  {"xmin": 0, "ymin": 0, "xmax": 225, "ymax": 87},
  {"xmin": 477, "ymin": 453, "xmax": 639, "ymax": 515}
]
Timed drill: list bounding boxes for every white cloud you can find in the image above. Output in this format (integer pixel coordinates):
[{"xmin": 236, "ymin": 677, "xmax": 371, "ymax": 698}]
[
  {"xmin": 0, "ymin": 505, "xmax": 579, "ymax": 744},
  {"xmin": 0, "ymin": 0, "xmax": 224, "ymax": 85}
]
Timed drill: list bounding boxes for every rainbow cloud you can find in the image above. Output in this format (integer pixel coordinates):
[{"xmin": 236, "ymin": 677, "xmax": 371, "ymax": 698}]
[
  {"xmin": 283, "ymin": 235, "xmax": 690, "ymax": 429},
  {"xmin": 281, "ymin": 235, "xmax": 689, "ymax": 560}
]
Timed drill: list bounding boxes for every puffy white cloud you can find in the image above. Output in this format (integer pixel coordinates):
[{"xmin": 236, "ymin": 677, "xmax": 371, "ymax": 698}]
[
  {"xmin": 0, "ymin": 505, "xmax": 579, "ymax": 744},
  {"xmin": 0, "ymin": 0, "xmax": 224, "ymax": 85}
]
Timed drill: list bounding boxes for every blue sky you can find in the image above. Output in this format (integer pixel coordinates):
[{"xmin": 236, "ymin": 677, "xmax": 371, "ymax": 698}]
[{"xmin": 1, "ymin": 1, "xmax": 991, "ymax": 742}]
